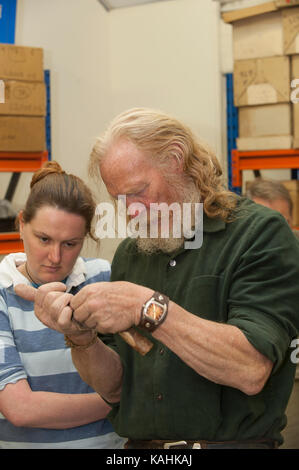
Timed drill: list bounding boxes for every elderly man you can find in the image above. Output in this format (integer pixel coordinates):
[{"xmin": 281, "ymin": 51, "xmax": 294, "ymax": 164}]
[{"xmin": 16, "ymin": 108, "xmax": 299, "ymax": 449}]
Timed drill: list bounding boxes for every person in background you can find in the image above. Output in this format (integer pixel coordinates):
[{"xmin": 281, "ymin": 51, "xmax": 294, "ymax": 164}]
[
  {"xmin": 246, "ymin": 178, "xmax": 299, "ymax": 239},
  {"xmin": 16, "ymin": 109, "xmax": 299, "ymax": 449},
  {"xmin": 0, "ymin": 161, "xmax": 125, "ymax": 449}
]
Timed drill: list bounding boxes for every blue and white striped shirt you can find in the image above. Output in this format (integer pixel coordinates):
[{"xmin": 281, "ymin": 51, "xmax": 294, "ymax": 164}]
[{"xmin": 0, "ymin": 253, "xmax": 125, "ymax": 449}]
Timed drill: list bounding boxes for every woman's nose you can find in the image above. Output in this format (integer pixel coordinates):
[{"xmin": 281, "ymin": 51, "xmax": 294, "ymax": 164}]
[{"xmin": 48, "ymin": 244, "xmax": 61, "ymax": 264}]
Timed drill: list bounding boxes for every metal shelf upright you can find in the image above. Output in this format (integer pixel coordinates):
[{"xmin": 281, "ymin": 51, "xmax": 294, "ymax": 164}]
[{"xmin": 226, "ymin": 74, "xmax": 241, "ymax": 194}]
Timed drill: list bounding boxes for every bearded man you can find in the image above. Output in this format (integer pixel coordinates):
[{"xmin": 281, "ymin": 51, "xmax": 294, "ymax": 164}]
[{"xmin": 16, "ymin": 108, "xmax": 299, "ymax": 449}]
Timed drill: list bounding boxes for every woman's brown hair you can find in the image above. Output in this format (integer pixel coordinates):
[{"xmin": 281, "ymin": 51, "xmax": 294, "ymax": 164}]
[{"xmin": 21, "ymin": 161, "xmax": 96, "ymax": 239}]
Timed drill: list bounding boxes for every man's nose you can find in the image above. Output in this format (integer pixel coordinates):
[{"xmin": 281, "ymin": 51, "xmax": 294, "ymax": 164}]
[
  {"xmin": 126, "ymin": 198, "xmax": 148, "ymax": 219},
  {"xmin": 48, "ymin": 244, "xmax": 61, "ymax": 264}
]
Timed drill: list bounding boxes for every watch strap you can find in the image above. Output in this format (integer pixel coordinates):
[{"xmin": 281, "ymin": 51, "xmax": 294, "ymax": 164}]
[{"xmin": 139, "ymin": 291, "xmax": 169, "ymax": 332}]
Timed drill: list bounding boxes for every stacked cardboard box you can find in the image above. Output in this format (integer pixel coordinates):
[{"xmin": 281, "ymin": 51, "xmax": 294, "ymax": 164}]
[
  {"xmin": 225, "ymin": 4, "xmax": 299, "ymax": 150},
  {"xmin": 0, "ymin": 44, "xmax": 46, "ymax": 151},
  {"xmin": 221, "ymin": 0, "xmax": 299, "ymax": 23}
]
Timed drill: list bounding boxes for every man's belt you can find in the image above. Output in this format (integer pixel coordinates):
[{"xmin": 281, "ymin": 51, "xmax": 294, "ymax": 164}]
[{"xmin": 125, "ymin": 438, "xmax": 278, "ymax": 449}]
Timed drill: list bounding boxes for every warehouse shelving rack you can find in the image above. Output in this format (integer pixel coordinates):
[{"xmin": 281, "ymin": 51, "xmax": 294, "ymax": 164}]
[
  {"xmin": 0, "ymin": 150, "xmax": 48, "ymax": 254},
  {"xmin": 0, "ymin": 0, "xmax": 51, "ymax": 254},
  {"xmin": 0, "ymin": 68, "xmax": 51, "ymax": 255},
  {"xmin": 226, "ymin": 73, "xmax": 299, "ymax": 190}
]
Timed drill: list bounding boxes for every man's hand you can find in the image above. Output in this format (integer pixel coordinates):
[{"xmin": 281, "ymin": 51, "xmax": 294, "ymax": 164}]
[
  {"xmin": 15, "ymin": 282, "xmax": 89, "ymax": 336},
  {"xmin": 70, "ymin": 281, "xmax": 153, "ymax": 334},
  {"xmin": 15, "ymin": 281, "xmax": 154, "ymax": 355}
]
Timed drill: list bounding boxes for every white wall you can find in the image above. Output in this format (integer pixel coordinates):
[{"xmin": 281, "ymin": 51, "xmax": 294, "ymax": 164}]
[
  {"xmin": 107, "ymin": 0, "xmax": 223, "ymax": 155},
  {"xmin": 9, "ymin": 0, "xmax": 224, "ymax": 261},
  {"xmin": 15, "ymin": 0, "xmax": 110, "ymax": 185}
]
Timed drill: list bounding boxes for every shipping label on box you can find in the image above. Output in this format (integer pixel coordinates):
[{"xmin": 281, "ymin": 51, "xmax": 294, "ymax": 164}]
[
  {"xmin": 0, "ymin": 116, "xmax": 45, "ymax": 151},
  {"xmin": 234, "ymin": 56, "xmax": 290, "ymax": 106},
  {"xmin": 0, "ymin": 44, "xmax": 44, "ymax": 82},
  {"xmin": 0, "ymin": 80, "xmax": 46, "ymax": 116},
  {"xmin": 0, "ymin": 80, "xmax": 4, "ymax": 104}
]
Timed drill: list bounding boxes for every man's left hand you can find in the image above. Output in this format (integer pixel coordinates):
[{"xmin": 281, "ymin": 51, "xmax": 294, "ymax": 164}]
[{"xmin": 70, "ymin": 281, "xmax": 153, "ymax": 334}]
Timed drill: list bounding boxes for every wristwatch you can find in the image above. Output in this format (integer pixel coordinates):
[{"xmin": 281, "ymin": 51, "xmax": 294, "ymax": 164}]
[{"xmin": 139, "ymin": 291, "xmax": 169, "ymax": 332}]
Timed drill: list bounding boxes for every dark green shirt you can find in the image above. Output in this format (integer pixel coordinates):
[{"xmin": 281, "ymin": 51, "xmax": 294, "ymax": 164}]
[{"xmin": 107, "ymin": 197, "xmax": 299, "ymax": 444}]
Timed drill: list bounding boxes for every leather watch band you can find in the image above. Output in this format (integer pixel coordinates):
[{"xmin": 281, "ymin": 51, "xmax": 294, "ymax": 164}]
[{"xmin": 139, "ymin": 291, "xmax": 169, "ymax": 333}]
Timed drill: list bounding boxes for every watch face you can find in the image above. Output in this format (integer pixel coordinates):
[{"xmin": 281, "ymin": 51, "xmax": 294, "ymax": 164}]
[{"xmin": 147, "ymin": 301, "xmax": 164, "ymax": 321}]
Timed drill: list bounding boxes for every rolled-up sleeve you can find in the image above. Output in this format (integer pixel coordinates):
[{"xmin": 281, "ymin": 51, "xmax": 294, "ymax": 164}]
[{"xmin": 227, "ymin": 213, "xmax": 299, "ymax": 373}]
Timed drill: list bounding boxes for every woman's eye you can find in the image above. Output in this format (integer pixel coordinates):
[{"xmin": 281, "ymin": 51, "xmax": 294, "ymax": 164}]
[
  {"xmin": 39, "ymin": 237, "xmax": 49, "ymax": 243},
  {"xmin": 64, "ymin": 242, "xmax": 76, "ymax": 248}
]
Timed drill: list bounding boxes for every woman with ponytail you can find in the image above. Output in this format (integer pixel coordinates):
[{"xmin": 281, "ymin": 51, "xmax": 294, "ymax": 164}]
[{"xmin": 0, "ymin": 161, "xmax": 125, "ymax": 449}]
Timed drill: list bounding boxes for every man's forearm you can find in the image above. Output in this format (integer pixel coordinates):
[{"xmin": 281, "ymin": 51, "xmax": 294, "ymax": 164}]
[
  {"xmin": 153, "ymin": 303, "xmax": 273, "ymax": 396},
  {"xmin": 69, "ymin": 333, "xmax": 123, "ymax": 403}
]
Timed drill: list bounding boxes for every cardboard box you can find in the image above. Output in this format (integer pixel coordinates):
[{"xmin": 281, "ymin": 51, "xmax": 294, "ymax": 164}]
[
  {"xmin": 0, "ymin": 44, "xmax": 44, "ymax": 82},
  {"xmin": 276, "ymin": 0, "xmax": 299, "ymax": 7},
  {"xmin": 292, "ymin": 55, "xmax": 299, "ymax": 148},
  {"xmin": 237, "ymin": 135, "xmax": 292, "ymax": 150},
  {"xmin": 0, "ymin": 116, "xmax": 45, "ymax": 151},
  {"xmin": 281, "ymin": 180, "xmax": 299, "ymax": 225},
  {"xmin": 233, "ymin": 7, "xmax": 299, "ymax": 60},
  {"xmin": 0, "ymin": 80, "xmax": 46, "ymax": 116},
  {"xmin": 238, "ymin": 103, "xmax": 291, "ymax": 137},
  {"xmin": 283, "ymin": 7, "xmax": 299, "ymax": 54},
  {"xmin": 234, "ymin": 56, "xmax": 290, "ymax": 106},
  {"xmin": 222, "ymin": 0, "xmax": 299, "ymax": 23}
]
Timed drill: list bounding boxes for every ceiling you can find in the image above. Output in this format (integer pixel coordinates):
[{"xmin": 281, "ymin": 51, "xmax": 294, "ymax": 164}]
[{"xmin": 98, "ymin": 0, "xmax": 174, "ymax": 11}]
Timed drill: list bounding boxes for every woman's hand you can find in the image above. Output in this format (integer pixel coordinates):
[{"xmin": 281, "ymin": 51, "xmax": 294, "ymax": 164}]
[{"xmin": 15, "ymin": 282, "xmax": 88, "ymax": 336}]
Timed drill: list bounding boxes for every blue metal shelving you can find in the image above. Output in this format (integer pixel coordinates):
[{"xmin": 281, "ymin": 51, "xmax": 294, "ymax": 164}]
[
  {"xmin": 226, "ymin": 73, "xmax": 241, "ymax": 194},
  {"xmin": 44, "ymin": 70, "xmax": 52, "ymax": 161},
  {"xmin": 0, "ymin": 0, "xmax": 17, "ymax": 44}
]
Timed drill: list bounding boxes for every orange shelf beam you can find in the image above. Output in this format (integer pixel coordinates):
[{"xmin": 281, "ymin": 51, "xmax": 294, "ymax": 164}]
[
  {"xmin": 0, "ymin": 151, "xmax": 48, "ymax": 254},
  {"xmin": 0, "ymin": 232, "xmax": 24, "ymax": 255},
  {"xmin": 232, "ymin": 149, "xmax": 299, "ymax": 187},
  {"xmin": 0, "ymin": 151, "xmax": 48, "ymax": 172}
]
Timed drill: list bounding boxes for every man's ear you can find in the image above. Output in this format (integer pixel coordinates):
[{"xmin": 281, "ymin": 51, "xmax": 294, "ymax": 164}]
[{"xmin": 170, "ymin": 144, "xmax": 185, "ymax": 174}]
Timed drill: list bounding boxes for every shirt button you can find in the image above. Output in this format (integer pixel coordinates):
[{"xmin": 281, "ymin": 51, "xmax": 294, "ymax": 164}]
[
  {"xmin": 156, "ymin": 393, "xmax": 163, "ymax": 401},
  {"xmin": 169, "ymin": 259, "xmax": 176, "ymax": 267},
  {"xmin": 159, "ymin": 347, "xmax": 165, "ymax": 355}
]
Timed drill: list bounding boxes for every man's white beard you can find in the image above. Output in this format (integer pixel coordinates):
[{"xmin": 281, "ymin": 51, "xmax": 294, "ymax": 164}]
[{"xmin": 136, "ymin": 180, "xmax": 201, "ymax": 255}]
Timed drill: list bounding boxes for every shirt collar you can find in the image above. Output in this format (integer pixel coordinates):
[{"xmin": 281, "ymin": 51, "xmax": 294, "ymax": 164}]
[
  {"xmin": 202, "ymin": 213, "xmax": 226, "ymax": 233},
  {"xmin": 0, "ymin": 253, "xmax": 87, "ymax": 292}
]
